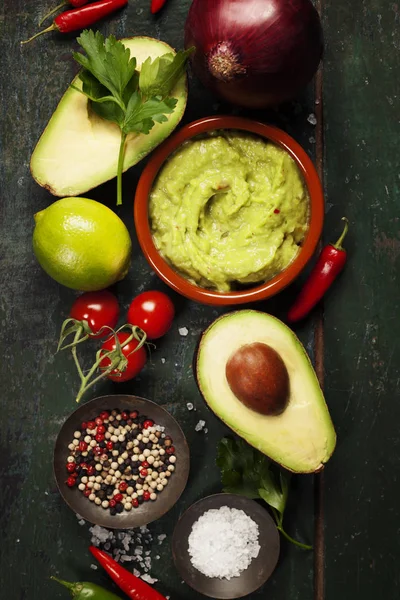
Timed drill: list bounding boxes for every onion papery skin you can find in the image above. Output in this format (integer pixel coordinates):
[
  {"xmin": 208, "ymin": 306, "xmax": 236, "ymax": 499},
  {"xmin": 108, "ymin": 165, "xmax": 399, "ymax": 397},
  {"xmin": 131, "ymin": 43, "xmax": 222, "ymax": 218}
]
[{"xmin": 184, "ymin": 0, "xmax": 323, "ymax": 109}]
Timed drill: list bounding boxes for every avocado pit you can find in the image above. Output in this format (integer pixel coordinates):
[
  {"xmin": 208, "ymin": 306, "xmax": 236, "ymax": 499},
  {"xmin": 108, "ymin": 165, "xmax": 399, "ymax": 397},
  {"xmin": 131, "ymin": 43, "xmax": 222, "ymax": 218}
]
[{"xmin": 225, "ymin": 342, "xmax": 289, "ymax": 416}]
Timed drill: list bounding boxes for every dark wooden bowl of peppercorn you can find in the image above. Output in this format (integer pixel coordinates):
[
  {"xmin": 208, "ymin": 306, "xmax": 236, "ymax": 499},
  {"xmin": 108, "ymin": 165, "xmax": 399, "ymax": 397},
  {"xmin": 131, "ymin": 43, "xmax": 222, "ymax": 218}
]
[{"xmin": 54, "ymin": 394, "xmax": 190, "ymax": 529}]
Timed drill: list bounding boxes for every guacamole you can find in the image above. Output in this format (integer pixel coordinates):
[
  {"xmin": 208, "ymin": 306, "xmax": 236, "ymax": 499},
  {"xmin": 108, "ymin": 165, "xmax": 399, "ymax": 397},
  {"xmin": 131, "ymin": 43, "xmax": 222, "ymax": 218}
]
[{"xmin": 149, "ymin": 131, "xmax": 310, "ymax": 292}]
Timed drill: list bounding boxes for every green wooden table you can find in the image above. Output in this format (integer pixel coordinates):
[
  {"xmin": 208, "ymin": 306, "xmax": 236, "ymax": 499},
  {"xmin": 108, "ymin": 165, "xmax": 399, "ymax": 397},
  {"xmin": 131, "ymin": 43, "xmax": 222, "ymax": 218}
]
[{"xmin": 1, "ymin": 1, "xmax": 399, "ymax": 598}]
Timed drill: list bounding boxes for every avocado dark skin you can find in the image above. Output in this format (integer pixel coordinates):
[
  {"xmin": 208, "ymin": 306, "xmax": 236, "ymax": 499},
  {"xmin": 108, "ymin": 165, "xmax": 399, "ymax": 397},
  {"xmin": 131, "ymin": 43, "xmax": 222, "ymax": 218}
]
[{"xmin": 225, "ymin": 342, "xmax": 290, "ymax": 415}]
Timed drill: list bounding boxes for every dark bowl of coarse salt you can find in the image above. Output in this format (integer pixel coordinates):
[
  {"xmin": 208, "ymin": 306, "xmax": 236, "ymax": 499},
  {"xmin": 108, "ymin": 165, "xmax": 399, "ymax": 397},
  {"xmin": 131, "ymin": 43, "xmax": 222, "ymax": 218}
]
[
  {"xmin": 54, "ymin": 394, "xmax": 190, "ymax": 529},
  {"xmin": 172, "ymin": 493, "xmax": 280, "ymax": 599}
]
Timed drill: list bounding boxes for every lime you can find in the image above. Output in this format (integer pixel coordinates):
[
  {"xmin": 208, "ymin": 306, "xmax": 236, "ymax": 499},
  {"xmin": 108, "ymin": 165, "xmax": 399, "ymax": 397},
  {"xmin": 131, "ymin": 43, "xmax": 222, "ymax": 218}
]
[{"xmin": 33, "ymin": 197, "xmax": 132, "ymax": 291}]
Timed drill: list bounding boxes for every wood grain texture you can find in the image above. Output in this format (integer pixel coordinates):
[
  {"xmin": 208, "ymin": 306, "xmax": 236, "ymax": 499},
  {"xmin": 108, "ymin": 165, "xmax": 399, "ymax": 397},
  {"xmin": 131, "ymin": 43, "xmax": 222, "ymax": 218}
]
[
  {"xmin": 322, "ymin": 0, "xmax": 400, "ymax": 598},
  {"xmin": 0, "ymin": 1, "xmax": 323, "ymax": 599}
]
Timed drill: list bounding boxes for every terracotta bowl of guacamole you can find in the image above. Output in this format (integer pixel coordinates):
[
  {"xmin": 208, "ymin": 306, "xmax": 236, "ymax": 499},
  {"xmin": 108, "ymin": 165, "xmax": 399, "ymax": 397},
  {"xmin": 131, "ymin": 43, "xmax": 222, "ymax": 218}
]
[{"xmin": 134, "ymin": 116, "xmax": 323, "ymax": 305}]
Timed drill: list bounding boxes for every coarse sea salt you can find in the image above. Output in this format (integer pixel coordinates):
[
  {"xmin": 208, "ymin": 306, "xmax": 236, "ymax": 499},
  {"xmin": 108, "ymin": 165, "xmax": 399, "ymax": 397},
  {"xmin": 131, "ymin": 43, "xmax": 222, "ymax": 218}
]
[
  {"xmin": 195, "ymin": 420, "xmax": 206, "ymax": 432},
  {"xmin": 188, "ymin": 506, "xmax": 260, "ymax": 580}
]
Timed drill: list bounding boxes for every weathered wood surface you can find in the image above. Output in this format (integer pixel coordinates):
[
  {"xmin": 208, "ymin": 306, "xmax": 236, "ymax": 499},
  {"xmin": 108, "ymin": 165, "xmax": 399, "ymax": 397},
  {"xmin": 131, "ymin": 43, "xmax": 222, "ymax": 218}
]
[
  {"xmin": 322, "ymin": 1, "xmax": 400, "ymax": 598},
  {"xmin": 0, "ymin": 0, "xmax": 397, "ymax": 599}
]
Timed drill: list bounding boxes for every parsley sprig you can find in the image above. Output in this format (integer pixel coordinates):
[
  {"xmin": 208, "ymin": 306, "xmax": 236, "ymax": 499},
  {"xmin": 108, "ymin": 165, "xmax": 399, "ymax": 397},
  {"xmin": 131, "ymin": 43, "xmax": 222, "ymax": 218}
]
[
  {"xmin": 217, "ymin": 437, "xmax": 312, "ymax": 550},
  {"xmin": 72, "ymin": 30, "xmax": 193, "ymax": 205}
]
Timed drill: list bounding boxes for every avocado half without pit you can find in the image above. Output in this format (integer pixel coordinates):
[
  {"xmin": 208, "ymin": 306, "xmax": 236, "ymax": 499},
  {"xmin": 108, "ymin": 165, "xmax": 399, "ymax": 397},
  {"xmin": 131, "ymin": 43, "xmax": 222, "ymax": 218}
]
[
  {"xmin": 30, "ymin": 38, "xmax": 188, "ymax": 198},
  {"xmin": 196, "ymin": 310, "xmax": 336, "ymax": 474}
]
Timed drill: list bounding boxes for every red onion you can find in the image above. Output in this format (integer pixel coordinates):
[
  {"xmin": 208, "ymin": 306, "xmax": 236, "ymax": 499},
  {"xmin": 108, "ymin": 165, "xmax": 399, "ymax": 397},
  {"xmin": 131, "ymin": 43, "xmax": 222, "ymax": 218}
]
[{"xmin": 184, "ymin": 0, "xmax": 323, "ymax": 109}]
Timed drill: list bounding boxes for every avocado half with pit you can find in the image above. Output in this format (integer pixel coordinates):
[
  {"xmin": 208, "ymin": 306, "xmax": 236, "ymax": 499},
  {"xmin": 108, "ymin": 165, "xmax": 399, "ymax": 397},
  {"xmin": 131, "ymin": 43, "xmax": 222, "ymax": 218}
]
[
  {"xmin": 196, "ymin": 310, "xmax": 336, "ymax": 473},
  {"xmin": 30, "ymin": 37, "xmax": 188, "ymax": 197}
]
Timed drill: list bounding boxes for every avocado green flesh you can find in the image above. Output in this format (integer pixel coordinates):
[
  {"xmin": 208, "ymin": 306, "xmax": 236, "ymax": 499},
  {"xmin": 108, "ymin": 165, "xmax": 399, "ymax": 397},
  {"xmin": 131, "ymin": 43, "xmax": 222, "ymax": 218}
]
[
  {"xmin": 197, "ymin": 310, "xmax": 336, "ymax": 473},
  {"xmin": 30, "ymin": 37, "xmax": 188, "ymax": 198}
]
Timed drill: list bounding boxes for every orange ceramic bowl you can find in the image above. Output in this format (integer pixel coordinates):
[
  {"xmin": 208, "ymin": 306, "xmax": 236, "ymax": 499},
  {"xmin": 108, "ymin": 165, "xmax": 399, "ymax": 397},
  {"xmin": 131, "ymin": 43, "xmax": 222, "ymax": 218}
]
[{"xmin": 134, "ymin": 116, "xmax": 324, "ymax": 306}]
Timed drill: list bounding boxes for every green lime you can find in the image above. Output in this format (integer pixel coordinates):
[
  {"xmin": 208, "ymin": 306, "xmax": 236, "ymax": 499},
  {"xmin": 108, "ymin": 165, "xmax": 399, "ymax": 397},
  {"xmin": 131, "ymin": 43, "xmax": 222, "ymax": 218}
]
[{"xmin": 33, "ymin": 197, "xmax": 132, "ymax": 291}]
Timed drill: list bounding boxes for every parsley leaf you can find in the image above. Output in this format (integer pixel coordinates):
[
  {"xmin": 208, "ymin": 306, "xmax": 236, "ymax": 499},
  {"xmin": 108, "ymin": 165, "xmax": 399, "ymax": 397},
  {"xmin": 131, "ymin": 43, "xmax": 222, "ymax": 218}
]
[
  {"xmin": 139, "ymin": 47, "xmax": 194, "ymax": 98},
  {"xmin": 71, "ymin": 30, "xmax": 191, "ymax": 205},
  {"xmin": 123, "ymin": 95, "xmax": 177, "ymax": 135},
  {"xmin": 217, "ymin": 437, "xmax": 312, "ymax": 550}
]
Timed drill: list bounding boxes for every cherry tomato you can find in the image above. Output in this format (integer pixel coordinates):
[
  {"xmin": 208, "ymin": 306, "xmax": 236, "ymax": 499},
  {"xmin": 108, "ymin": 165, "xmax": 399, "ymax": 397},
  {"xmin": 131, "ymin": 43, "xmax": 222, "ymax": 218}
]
[
  {"xmin": 127, "ymin": 291, "xmax": 175, "ymax": 340},
  {"xmin": 100, "ymin": 332, "xmax": 147, "ymax": 382},
  {"xmin": 70, "ymin": 291, "xmax": 119, "ymax": 337}
]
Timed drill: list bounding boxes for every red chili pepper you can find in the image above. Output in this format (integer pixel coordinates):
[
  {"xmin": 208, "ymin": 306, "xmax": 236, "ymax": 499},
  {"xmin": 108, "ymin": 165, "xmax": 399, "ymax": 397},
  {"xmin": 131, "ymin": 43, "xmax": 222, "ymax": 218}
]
[
  {"xmin": 39, "ymin": 0, "xmax": 90, "ymax": 28},
  {"xmin": 21, "ymin": 0, "xmax": 128, "ymax": 45},
  {"xmin": 151, "ymin": 0, "xmax": 167, "ymax": 15},
  {"xmin": 89, "ymin": 546, "xmax": 167, "ymax": 600},
  {"xmin": 287, "ymin": 217, "xmax": 349, "ymax": 323}
]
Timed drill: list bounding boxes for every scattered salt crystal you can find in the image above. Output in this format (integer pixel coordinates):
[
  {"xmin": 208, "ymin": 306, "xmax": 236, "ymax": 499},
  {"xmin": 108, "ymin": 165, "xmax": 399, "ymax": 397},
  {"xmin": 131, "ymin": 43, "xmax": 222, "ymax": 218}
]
[
  {"xmin": 141, "ymin": 574, "xmax": 158, "ymax": 584},
  {"xmin": 89, "ymin": 524, "xmax": 154, "ymax": 567},
  {"xmin": 78, "ymin": 520, "xmax": 86, "ymax": 526},
  {"xmin": 188, "ymin": 506, "xmax": 260, "ymax": 579},
  {"xmin": 186, "ymin": 402, "xmax": 194, "ymax": 411},
  {"xmin": 157, "ymin": 534, "xmax": 166, "ymax": 543},
  {"xmin": 195, "ymin": 420, "xmax": 206, "ymax": 432},
  {"xmin": 204, "ymin": 428, "xmax": 208, "ymax": 434},
  {"xmin": 90, "ymin": 564, "xmax": 98, "ymax": 570},
  {"xmin": 179, "ymin": 326, "xmax": 189, "ymax": 336},
  {"xmin": 133, "ymin": 569, "xmax": 141, "ymax": 578},
  {"xmin": 155, "ymin": 555, "xmax": 160, "ymax": 560},
  {"xmin": 161, "ymin": 358, "xmax": 166, "ymax": 364},
  {"xmin": 307, "ymin": 113, "xmax": 317, "ymax": 125},
  {"xmin": 309, "ymin": 136, "xmax": 315, "ymax": 144}
]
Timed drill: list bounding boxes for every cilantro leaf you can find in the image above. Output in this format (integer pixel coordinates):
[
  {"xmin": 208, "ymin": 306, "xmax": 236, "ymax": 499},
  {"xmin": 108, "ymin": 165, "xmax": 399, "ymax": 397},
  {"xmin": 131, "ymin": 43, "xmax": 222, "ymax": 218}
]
[
  {"xmin": 216, "ymin": 436, "xmax": 312, "ymax": 550},
  {"xmin": 71, "ymin": 30, "xmax": 191, "ymax": 205},
  {"xmin": 123, "ymin": 95, "xmax": 177, "ymax": 135},
  {"xmin": 74, "ymin": 30, "xmax": 136, "ymax": 103},
  {"xmin": 139, "ymin": 48, "xmax": 194, "ymax": 98}
]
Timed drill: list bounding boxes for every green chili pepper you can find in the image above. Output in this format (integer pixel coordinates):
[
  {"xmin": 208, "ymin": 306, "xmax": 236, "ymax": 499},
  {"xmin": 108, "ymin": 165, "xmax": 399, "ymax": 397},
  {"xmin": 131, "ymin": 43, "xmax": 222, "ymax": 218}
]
[{"xmin": 51, "ymin": 576, "xmax": 123, "ymax": 600}]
